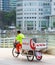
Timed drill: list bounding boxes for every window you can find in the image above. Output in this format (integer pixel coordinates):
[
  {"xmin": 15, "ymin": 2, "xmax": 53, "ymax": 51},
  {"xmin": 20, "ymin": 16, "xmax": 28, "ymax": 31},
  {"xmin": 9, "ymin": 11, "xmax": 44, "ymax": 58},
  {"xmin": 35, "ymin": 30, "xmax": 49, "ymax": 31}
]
[
  {"xmin": 39, "ymin": 8, "xmax": 43, "ymax": 11},
  {"xmin": 54, "ymin": 8, "xmax": 55, "ymax": 10},
  {"xmin": 54, "ymin": 2, "xmax": 55, "ymax": 5},
  {"xmin": 50, "ymin": 0, "xmax": 52, "ymax": 2},
  {"xmin": 27, "ymin": 21, "xmax": 33, "ymax": 26},
  {"xmin": 30, "ymin": 17, "xmax": 31, "ymax": 19},
  {"xmin": 43, "ymin": 3, "xmax": 50, "ymax": 6},
  {"xmin": 35, "ymin": 13, "xmax": 37, "ymax": 15},
  {"xmin": 30, "ymin": 3, "xmax": 31, "ymax": 6},
  {"xmin": 24, "ymin": 2, "xmax": 37, "ymax": 6},
  {"xmin": 27, "ymin": 27, "xmax": 33, "ymax": 30},
  {"xmin": 39, "ymin": 13, "xmax": 43, "ymax": 15},
  {"xmin": 27, "ymin": 17, "xmax": 29, "ymax": 19},
  {"xmin": 17, "ymin": 13, "xmax": 23, "ymax": 15},
  {"xmin": 17, "ymin": 3, "xmax": 22, "ymax": 6},
  {"xmin": 39, "ymin": 2, "xmax": 43, "ymax": 6},
  {"xmin": 18, "ymin": 21, "xmax": 22, "ymax": 29},
  {"xmin": 24, "ymin": 21, "xmax": 34, "ymax": 30},
  {"xmin": 32, "ymin": 17, "xmax": 36, "ymax": 19},
  {"xmin": 24, "ymin": 17, "xmax": 26, "ymax": 19},
  {"xmin": 17, "ymin": 17, "xmax": 23, "ymax": 19},
  {"xmin": 17, "ymin": 9, "xmax": 22, "ymax": 11}
]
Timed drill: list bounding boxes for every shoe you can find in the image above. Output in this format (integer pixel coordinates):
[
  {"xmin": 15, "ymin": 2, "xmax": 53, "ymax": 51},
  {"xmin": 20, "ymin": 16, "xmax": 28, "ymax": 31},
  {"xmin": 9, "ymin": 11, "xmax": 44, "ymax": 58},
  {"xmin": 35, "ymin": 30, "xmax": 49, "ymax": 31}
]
[
  {"xmin": 15, "ymin": 51, "xmax": 20, "ymax": 54},
  {"xmin": 17, "ymin": 52, "xmax": 20, "ymax": 54}
]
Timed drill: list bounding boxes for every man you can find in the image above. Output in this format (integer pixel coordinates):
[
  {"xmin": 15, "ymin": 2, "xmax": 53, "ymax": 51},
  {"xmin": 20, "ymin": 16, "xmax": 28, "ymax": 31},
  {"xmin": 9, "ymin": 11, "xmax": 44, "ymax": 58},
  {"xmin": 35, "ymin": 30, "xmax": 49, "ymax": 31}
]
[{"xmin": 15, "ymin": 31, "xmax": 25, "ymax": 54}]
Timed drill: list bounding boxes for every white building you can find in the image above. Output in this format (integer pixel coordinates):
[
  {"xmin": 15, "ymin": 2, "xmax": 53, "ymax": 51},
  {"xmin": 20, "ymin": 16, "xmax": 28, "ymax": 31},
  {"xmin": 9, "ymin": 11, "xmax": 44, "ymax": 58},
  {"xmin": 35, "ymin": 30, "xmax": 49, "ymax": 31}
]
[
  {"xmin": 51, "ymin": 0, "xmax": 55, "ymax": 15},
  {"xmin": 16, "ymin": 0, "xmax": 51, "ymax": 31},
  {"xmin": 49, "ymin": 0, "xmax": 55, "ymax": 28}
]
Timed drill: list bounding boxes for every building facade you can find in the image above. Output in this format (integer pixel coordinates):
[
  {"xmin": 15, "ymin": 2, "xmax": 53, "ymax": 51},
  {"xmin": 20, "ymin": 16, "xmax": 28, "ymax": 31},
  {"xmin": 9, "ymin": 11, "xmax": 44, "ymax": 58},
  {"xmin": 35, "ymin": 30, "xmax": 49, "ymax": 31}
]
[
  {"xmin": 49, "ymin": 0, "xmax": 55, "ymax": 28},
  {"xmin": 10, "ymin": 0, "xmax": 17, "ymax": 11},
  {"xmin": 2, "ymin": 0, "xmax": 10, "ymax": 12},
  {"xmin": 0, "ymin": 0, "xmax": 17, "ymax": 12},
  {"xmin": 0, "ymin": 0, "xmax": 10, "ymax": 12},
  {"xmin": 16, "ymin": 0, "xmax": 51, "ymax": 31},
  {"xmin": 0, "ymin": 0, "xmax": 2, "ymax": 11}
]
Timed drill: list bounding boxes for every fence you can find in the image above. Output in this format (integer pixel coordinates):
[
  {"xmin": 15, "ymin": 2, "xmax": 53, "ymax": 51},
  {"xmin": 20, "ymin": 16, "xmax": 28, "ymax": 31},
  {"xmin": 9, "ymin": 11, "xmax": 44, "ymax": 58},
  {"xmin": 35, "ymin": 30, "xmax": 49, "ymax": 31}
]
[
  {"xmin": 0, "ymin": 38, "xmax": 15, "ymax": 48},
  {"xmin": 0, "ymin": 37, "xmax": 55, "ymax": 48}
]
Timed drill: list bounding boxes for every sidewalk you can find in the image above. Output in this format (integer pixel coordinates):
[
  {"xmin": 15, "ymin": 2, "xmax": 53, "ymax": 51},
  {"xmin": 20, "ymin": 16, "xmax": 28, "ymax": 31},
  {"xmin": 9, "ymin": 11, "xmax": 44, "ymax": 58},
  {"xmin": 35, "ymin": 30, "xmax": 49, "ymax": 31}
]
[{"xmin": 0, "ymin": 48, "xmax": 55, "ymax": 65}]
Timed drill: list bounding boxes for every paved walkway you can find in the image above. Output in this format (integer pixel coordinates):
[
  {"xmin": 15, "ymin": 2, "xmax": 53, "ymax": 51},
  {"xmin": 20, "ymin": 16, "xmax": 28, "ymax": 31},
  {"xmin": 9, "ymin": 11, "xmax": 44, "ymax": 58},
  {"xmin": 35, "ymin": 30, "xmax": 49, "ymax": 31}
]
[{"xmin": 0, "ymin": 48, "xmax": 55, "ymax": 65}]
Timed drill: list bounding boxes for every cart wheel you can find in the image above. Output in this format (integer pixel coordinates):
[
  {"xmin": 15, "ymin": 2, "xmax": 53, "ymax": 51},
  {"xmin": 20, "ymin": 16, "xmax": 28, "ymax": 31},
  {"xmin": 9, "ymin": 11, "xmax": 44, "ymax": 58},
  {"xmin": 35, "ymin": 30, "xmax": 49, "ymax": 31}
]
[
  {"xmin": 27, "ymin": 55, "xmax": 34, "ymax": 61},
  {"xmin": 36, "ymin": 56, "xmax": 42, "ymax": 61},
  {"xmin": 12, "ymin": 47, "xmax": 19, "ymax": 57},
  {"xmin": 35, "ymin": 51, "xmax": 42, "ymax": 61}
]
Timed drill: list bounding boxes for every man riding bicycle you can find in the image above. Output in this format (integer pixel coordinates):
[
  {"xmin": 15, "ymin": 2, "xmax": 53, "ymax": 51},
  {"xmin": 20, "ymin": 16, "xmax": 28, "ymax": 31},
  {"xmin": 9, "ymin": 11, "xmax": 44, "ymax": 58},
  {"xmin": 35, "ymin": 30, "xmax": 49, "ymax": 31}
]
[{"xmin": 15, "ymin": 30, "xmax": 25, "ymax": 54}]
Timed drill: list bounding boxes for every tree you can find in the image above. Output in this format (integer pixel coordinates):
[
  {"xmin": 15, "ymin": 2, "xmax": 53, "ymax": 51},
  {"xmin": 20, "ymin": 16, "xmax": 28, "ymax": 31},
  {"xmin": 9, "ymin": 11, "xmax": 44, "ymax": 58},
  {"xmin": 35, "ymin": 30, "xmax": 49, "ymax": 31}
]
[
  {"xmin": 53, "ymin": 22, "xmax": 55, "ymax": 28},
  {"xmin": 1, "ymin": 10, "xmax": 16, "ymax": 29},
  {"xmin": 9, "ymin": 10, "xmax": 16, "ymax": 26}
]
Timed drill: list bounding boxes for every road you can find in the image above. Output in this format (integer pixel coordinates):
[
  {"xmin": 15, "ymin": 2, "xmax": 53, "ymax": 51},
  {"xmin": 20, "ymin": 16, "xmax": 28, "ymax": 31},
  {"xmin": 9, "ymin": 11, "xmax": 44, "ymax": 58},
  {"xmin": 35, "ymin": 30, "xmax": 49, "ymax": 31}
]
[{"xmin": 0, "ymin": 48, "xmax": 55, "ymax": 65}]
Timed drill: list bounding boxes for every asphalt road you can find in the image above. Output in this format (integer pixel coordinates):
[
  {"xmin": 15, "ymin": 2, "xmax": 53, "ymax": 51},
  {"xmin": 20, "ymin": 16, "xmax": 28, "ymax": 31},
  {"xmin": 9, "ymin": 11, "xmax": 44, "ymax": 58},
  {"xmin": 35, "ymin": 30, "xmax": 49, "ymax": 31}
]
[{"xmin": 0, "ymin": 48, "xmax": 55, "ymax": 65}]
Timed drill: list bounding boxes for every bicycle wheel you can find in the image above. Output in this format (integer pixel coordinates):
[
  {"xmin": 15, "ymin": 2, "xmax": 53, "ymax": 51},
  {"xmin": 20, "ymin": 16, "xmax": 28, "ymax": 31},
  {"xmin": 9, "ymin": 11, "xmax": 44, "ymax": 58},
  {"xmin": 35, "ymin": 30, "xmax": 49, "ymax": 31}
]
[{"xmin": 12, "ymin": 47, "xmax": 19, "ymax": 57}]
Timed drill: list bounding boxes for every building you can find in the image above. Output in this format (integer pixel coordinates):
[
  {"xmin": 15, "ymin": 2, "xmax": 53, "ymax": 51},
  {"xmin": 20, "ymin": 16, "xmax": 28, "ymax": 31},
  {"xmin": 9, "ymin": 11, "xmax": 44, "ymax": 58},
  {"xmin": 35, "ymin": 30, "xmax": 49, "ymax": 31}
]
[
  {"xmin": 49, "ymin": 0, "xmax": 55, "ymax": 28},
  {"xmin": 0, "ymin": 0, "xmax": 10, "ymax": 12},
  {"xmin": 0, "ymin": 0, "xmax": 2, "ymax": 11},
  {"xmin": 0, "ymin": 0, "xmax": 17, "ymax": 12},
  {"xmin": 2, "ymin": 0, "xmax": 10, "ymax": 12},
  {"xmin": 10, "ymin": 0, "xmax": 17, "ymax": 11},
  {"xmin": 16, "ymin": 0, "xmax": 51, "ymax": 31},
  {"xmin": 0, "ymin": 0, "xmax": 3, "ymax": 29}
]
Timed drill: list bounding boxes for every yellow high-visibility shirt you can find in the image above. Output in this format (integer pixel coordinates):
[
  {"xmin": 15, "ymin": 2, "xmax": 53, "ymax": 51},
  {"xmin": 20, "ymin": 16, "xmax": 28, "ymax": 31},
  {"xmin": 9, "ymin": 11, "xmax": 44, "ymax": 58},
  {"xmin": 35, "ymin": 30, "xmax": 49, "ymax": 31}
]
[{"xmin": 16, "ymin": 33, "xmax": 25, "ymax": 44}]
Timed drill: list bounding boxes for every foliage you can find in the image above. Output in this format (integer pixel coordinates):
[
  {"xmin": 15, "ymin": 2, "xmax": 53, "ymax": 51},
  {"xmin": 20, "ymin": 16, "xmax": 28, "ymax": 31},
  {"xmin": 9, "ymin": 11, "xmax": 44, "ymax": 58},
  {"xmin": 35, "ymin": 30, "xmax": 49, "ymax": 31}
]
[
  {"xmin": 0, "ymin": 10, "xmax": 16, "ymax": 29},
  {"xmin": 53, "ymin": 22, "xmax": 55, "ymax": 27}
]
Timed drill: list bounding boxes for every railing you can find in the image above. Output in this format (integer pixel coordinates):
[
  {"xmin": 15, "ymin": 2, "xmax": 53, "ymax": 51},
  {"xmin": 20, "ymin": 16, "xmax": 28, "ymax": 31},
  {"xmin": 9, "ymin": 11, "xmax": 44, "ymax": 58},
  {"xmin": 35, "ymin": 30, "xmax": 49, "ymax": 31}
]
[
  {"xmin": 48, "ymin": 40, "xmax": 55, "ymax": 46},
  {"xmin": 0, "ymin": 37, "xmax": 55, "ymax": 48},
  {"xmin": 0, "ymin": 38, "xmax": 15, "ymax": 48}
]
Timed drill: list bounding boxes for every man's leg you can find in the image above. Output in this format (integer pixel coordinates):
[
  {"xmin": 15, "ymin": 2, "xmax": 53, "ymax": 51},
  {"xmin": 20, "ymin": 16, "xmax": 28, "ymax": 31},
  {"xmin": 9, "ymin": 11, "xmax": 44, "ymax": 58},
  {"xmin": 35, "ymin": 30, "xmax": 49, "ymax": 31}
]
[
  {"xmin": 16, "ymin": 43, "xmax": 22, "ymax": 53},
  {"xmin": 18, "ymin": 44, "xmax": 22, "ymax": 53}
]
